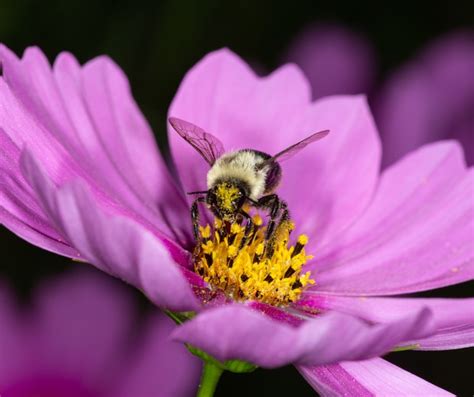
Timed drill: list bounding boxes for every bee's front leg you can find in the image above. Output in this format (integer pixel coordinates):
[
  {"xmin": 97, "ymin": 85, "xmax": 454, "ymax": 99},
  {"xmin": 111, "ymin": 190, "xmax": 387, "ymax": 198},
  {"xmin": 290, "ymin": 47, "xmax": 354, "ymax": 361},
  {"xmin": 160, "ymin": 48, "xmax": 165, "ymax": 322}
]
[{"xmin": 191, "ymin": 196, "xmax": 206, "ymax": 242}]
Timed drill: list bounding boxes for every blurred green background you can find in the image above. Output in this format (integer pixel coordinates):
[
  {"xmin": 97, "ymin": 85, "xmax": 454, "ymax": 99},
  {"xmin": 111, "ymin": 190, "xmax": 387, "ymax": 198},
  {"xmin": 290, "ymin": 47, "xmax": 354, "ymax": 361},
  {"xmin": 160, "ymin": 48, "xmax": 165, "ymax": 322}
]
[{"xmin": 1, "ymin": 0, "xmax": 473, "ymax": 395}]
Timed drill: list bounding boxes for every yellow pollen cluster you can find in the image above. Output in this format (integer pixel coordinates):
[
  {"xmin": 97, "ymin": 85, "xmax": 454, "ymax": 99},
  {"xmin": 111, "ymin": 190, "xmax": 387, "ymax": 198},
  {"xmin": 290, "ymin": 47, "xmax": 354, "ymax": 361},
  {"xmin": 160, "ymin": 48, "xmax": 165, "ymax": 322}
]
[
  {"xmin": 215, "ymin": 183, "xmax": 241, "ymax": 211},
  {"xmin": 194, "ymin": 215, "xmax": 315, "ymax": 306}
]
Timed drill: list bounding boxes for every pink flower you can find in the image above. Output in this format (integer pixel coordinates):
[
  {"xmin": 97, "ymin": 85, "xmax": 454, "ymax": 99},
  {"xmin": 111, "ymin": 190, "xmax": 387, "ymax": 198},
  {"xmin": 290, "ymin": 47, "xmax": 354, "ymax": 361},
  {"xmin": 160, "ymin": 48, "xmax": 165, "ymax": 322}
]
[
  {"xmin": 284, "ymin": 26, "xmax": 474, "ymax": 167},
  {"xmin": 0, "ymin": 268, "xmax": 201, "ymax": 397},
  {"xmin": 0, "ymin": 45, "xmax": 472, "ymax": 395},
  {"xmin": 375, "ymin": 30, "xmax": 474, "ymax": 166},
  {"xmin": 282, "ymin": 23, "xmax": 376, "ymax": 100}
]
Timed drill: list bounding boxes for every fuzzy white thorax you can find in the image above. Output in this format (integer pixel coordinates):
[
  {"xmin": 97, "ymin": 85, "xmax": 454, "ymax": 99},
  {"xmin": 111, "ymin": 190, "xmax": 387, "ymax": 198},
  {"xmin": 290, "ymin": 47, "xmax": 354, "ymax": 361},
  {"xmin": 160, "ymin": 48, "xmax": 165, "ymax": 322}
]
[{"xmin": 207, "ymin": 150, "xmax": 268, "ymax": 200}]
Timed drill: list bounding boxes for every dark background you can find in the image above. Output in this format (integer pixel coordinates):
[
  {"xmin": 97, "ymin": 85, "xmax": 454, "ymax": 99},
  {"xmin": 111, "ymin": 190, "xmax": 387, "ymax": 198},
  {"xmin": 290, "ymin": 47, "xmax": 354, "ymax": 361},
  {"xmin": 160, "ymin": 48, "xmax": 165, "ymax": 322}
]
[{"xmin": 0, "ymin": 0, "xmax": 473, "ymax": 395}]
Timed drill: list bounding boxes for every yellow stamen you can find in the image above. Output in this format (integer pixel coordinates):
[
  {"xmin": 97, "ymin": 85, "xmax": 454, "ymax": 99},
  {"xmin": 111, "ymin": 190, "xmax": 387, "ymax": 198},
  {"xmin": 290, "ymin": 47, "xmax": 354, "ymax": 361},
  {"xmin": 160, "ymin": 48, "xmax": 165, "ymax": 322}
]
[
  {"xmin": 298, "ymin": 234, "xmax": 309, "ymax": 245},
  {"xmin": 194, "ymin": 214, "xmax": 315, "ymax": 306}
]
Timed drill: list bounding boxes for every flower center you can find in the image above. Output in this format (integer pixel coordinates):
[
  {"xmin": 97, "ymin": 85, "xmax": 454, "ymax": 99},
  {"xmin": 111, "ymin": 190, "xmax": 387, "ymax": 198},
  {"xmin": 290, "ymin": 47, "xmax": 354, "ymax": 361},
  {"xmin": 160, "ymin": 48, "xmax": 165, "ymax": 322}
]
[{"xmin": 194, "ymin": 214, "xmax": 314, "ymax": 306}]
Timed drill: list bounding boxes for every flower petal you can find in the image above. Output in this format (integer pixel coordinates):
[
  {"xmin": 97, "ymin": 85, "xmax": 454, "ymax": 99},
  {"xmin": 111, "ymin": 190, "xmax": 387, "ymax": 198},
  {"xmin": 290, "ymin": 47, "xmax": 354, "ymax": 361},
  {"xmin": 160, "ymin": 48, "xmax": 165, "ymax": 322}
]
[
  {"xmin": 0, "ymin": 128, "xmax": 80, "ymax": 257},
  {"xmin": 168, "ymin": 49, "xmax": 381, "ymax": 247},
  {"xmin": 0, "ymin": 45, "xmax": 191, "ymax": 248},
  {"xmin": 0, "ymin": 283, "xmax": 30, "ymax": 384},
  {"xmin": 20, "ymin": 151, "xmax": 199, "ymax": 312},
  {"xmin": 310, "ymin": 141, "xmax": 473, "ymax": 295},
  {"xmin": 168, "ymin": 48, "xmax": 310, "ymax": 194},
  {"xmin": 171, "ymin": 304, "xmax": 434, "ymax": 368},
  {"xmin": 116, "ymin": 314, "xmax": 201, "ymax": 397},
  {"xmin": 375, "ymin": 31, "xmax": 474, "ymax": 166},
  {"xmin": 78, "ymin": 54, "xmax": 191, "ymax": 243},
  {"xmin": 31, "ymin": 268, "xmax": 139, "ymax": 386},
  {"xmin": 280, "ymin": 95, "xmax": 380, "ymax": 248},
  {"xmin": 283, "ymin": 23, "xmax": 376, "ymax": 99},
  {"xmin": 298, "ymin": 358, "xmax": 453, "ymax": 396},
  {"xmin": 297, "ymin": 293, "xmax": 474, "ymax": 350}
]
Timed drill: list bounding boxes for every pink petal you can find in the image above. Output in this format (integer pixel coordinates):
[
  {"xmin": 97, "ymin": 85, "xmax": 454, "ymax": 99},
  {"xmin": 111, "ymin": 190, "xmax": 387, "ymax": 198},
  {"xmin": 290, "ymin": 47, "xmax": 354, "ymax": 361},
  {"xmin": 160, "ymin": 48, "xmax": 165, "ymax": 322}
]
[
  {"xmin": 116, "ymin": 314, "xmax": 201, "ymax": 397},
  {"xmin": 78, "ymin": 55, "xmax": 191, "ymax": 243},
  {"xmin": 171, "ymin": 304, "xmax": 434, "ymax": 368},
  {"xmin": 310, "ymin": 141, "xmax": 473, "ymax": 295},
  {"xmin": 375, "ymin": 31, "xmax": 474, "ymax": 166},
  {"xmin": 0, "ymin": 45, "xmax": 191, "ymax": 249},
  {"xmin": 298, "ymin": 358, "xmax": 453, "ymax": 396},
  {"xmin": 30, "ymin": 268, "xmax": 138, "ymax": 388},
  {"xmin": 0, "ymin": 128, "xmax": 79, "ymax": 257},
  {"xmin": 283, "ymin": 23, "xmax": 376, "ymax": 99},
  {"xmin": 168, "ymin": 49, "xmax": 381, "ymax": 248},
  {"xmin": 297, "ymin": 293, "xmax": 474, "ymax": 350},
  {"xmin": 0, "ymin": 284, "xmax": 30, "ymax": 385},
  {"xmin": 21, "ymin": 151, "xmax": 199, "ymax": 312},
  {"xmin": 168, "ymin": 48, "xmax": 310, "ymax": 194}
]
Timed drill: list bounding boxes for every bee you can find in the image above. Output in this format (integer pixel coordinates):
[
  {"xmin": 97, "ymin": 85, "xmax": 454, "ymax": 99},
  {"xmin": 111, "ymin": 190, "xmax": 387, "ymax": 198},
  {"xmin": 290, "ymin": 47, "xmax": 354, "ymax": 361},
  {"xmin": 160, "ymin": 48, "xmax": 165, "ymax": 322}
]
[{"xmin": 169, "ymin": 117, "xmax": 329, "ymax": 255}]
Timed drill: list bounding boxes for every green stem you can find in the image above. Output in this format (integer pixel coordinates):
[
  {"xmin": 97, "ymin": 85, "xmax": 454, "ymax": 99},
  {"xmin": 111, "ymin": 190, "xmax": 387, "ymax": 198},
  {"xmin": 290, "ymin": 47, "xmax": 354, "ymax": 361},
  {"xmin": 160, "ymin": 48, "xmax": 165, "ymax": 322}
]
[{"xmin": 197, "ymin": 361, "xmax": 224, "ymax": 397}]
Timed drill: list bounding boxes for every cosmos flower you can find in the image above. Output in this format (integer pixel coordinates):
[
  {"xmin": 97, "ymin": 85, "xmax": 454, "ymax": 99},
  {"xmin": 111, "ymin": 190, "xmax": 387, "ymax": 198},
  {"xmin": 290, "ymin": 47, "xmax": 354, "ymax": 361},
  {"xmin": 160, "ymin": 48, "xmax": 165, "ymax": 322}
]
[
  {"xmin": 0, "ymin": 45, "xmax": 473, "ymax": 395},
  {"xmin": 284, "ymin": 26, "xmax": 474, "ymax": 167},
  {"xmin": 0, "ymin": 268, "xmax": 201, "ymax": 397}
]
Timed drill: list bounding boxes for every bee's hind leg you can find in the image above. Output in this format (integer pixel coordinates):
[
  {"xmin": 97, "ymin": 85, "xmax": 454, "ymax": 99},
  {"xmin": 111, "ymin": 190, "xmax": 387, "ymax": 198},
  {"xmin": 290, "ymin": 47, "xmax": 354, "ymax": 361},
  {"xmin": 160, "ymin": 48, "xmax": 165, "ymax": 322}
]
[{"xmin": 191, "ymin": 196, "xmax": 206, "ymax": 242}]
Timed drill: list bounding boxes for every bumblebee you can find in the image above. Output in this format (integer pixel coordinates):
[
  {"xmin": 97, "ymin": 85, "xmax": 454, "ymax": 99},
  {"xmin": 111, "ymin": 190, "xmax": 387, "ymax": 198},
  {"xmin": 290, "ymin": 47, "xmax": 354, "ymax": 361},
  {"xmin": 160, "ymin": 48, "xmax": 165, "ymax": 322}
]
[{"xmin": 169, "ymin": 117, "xmax": 329, "ymax": 254}]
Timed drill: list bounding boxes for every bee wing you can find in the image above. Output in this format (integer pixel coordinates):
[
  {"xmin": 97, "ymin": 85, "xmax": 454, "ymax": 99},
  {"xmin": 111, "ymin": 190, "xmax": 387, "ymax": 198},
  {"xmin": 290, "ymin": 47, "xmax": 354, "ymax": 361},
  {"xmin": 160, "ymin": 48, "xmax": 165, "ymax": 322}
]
[
  {"xmin": 169, "ymin": 117, "xmax": 225, "ymax": 165},
  {"xmin": 257, "ymin": 130, "xmax": 329, "ymax": 169}
]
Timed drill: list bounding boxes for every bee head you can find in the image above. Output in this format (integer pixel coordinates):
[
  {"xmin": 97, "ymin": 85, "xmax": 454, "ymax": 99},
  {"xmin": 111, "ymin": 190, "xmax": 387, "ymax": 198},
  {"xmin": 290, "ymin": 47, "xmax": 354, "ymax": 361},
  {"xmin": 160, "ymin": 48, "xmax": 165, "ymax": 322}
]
[{"xmin": 207, "ymin": 181, "xmax": 246, "ymax": 220}]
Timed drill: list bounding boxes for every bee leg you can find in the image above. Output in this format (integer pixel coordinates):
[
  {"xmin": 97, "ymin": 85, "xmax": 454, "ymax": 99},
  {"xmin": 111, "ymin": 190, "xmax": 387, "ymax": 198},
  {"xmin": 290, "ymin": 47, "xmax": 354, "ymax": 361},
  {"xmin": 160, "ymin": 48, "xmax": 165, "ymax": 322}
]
[
  {"xmin": 256, "ymin": 194, "xmax": 289, "ymax": 257},
  {"xmin": 191, "ymin": 196, "xmax": 206, "ymax": 242},
  {"xmin": 267, "ymin": 201, "xmax": 290, "ymax": 257},
  {"xmin": 239, "ymin": 210, "xmax": 254, "ymax": 249},
  {"xmin": 275, "ymin": 202, "xmax": 290, "ymax": 232},
  {"xmin": 256, "ymin": 194, "xmax": 280, "ymax": 239}
]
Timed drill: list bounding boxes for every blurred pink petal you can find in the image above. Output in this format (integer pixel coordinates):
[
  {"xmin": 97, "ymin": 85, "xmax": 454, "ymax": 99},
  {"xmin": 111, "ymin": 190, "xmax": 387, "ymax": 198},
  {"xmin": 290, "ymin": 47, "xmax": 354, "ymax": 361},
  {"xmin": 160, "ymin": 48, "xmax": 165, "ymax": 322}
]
[
  {"xmin": 375, "ymin": 30, "xmax": 474, "ymax": 166},
  {"xmin": 283, "ymin": 24, "xmax": 376, "ymax": 99},
  {"xmin": 298, "ymin": 358, "xmax": 453, "ymax": 396},
  {"xmin": 117, "ymin": 314, "xmax": 201, "ymax": 397},
  {"xmin": 0, "ymin": 269, "xmax": 201, "ymax": 396},
  {"xmin": 0, "ymin": 284, "xmax": 29, "ymax": 385},
  {"xmin": 29, "ymin": 269, "xmax": 138, "ymax": 388}
]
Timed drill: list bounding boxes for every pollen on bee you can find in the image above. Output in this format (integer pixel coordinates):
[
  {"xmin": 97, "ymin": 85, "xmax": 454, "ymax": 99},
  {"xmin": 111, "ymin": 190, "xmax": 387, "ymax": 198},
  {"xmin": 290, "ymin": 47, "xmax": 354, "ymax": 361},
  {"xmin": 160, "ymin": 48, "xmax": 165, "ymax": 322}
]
[
  {"xmin": 215, "ymin": 182, "xmax": 241, "ymax": 211},
  {"xmin": 194, "ymin": 213, "xmax": 315, "ymax": 306}
]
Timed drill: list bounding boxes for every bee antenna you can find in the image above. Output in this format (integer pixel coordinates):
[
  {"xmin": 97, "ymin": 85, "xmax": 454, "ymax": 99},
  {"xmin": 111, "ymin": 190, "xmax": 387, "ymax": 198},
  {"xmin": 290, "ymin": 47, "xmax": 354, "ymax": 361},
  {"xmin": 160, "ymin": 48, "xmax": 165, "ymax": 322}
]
[{"xmin": 187, "ymin": 190, "xmax": 208, "ymax": 195}]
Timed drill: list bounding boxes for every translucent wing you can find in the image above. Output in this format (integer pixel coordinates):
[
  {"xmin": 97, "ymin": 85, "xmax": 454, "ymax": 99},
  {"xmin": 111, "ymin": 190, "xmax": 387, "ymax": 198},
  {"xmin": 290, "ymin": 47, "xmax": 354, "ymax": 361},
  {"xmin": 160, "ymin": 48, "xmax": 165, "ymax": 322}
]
[
  {"xmin": 258, "ymin": 130, "xmax": 329, "ymax": 169},
  {"xmin": 169, "ymin": 117, "xmax": 225, "ymax": 165}
]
